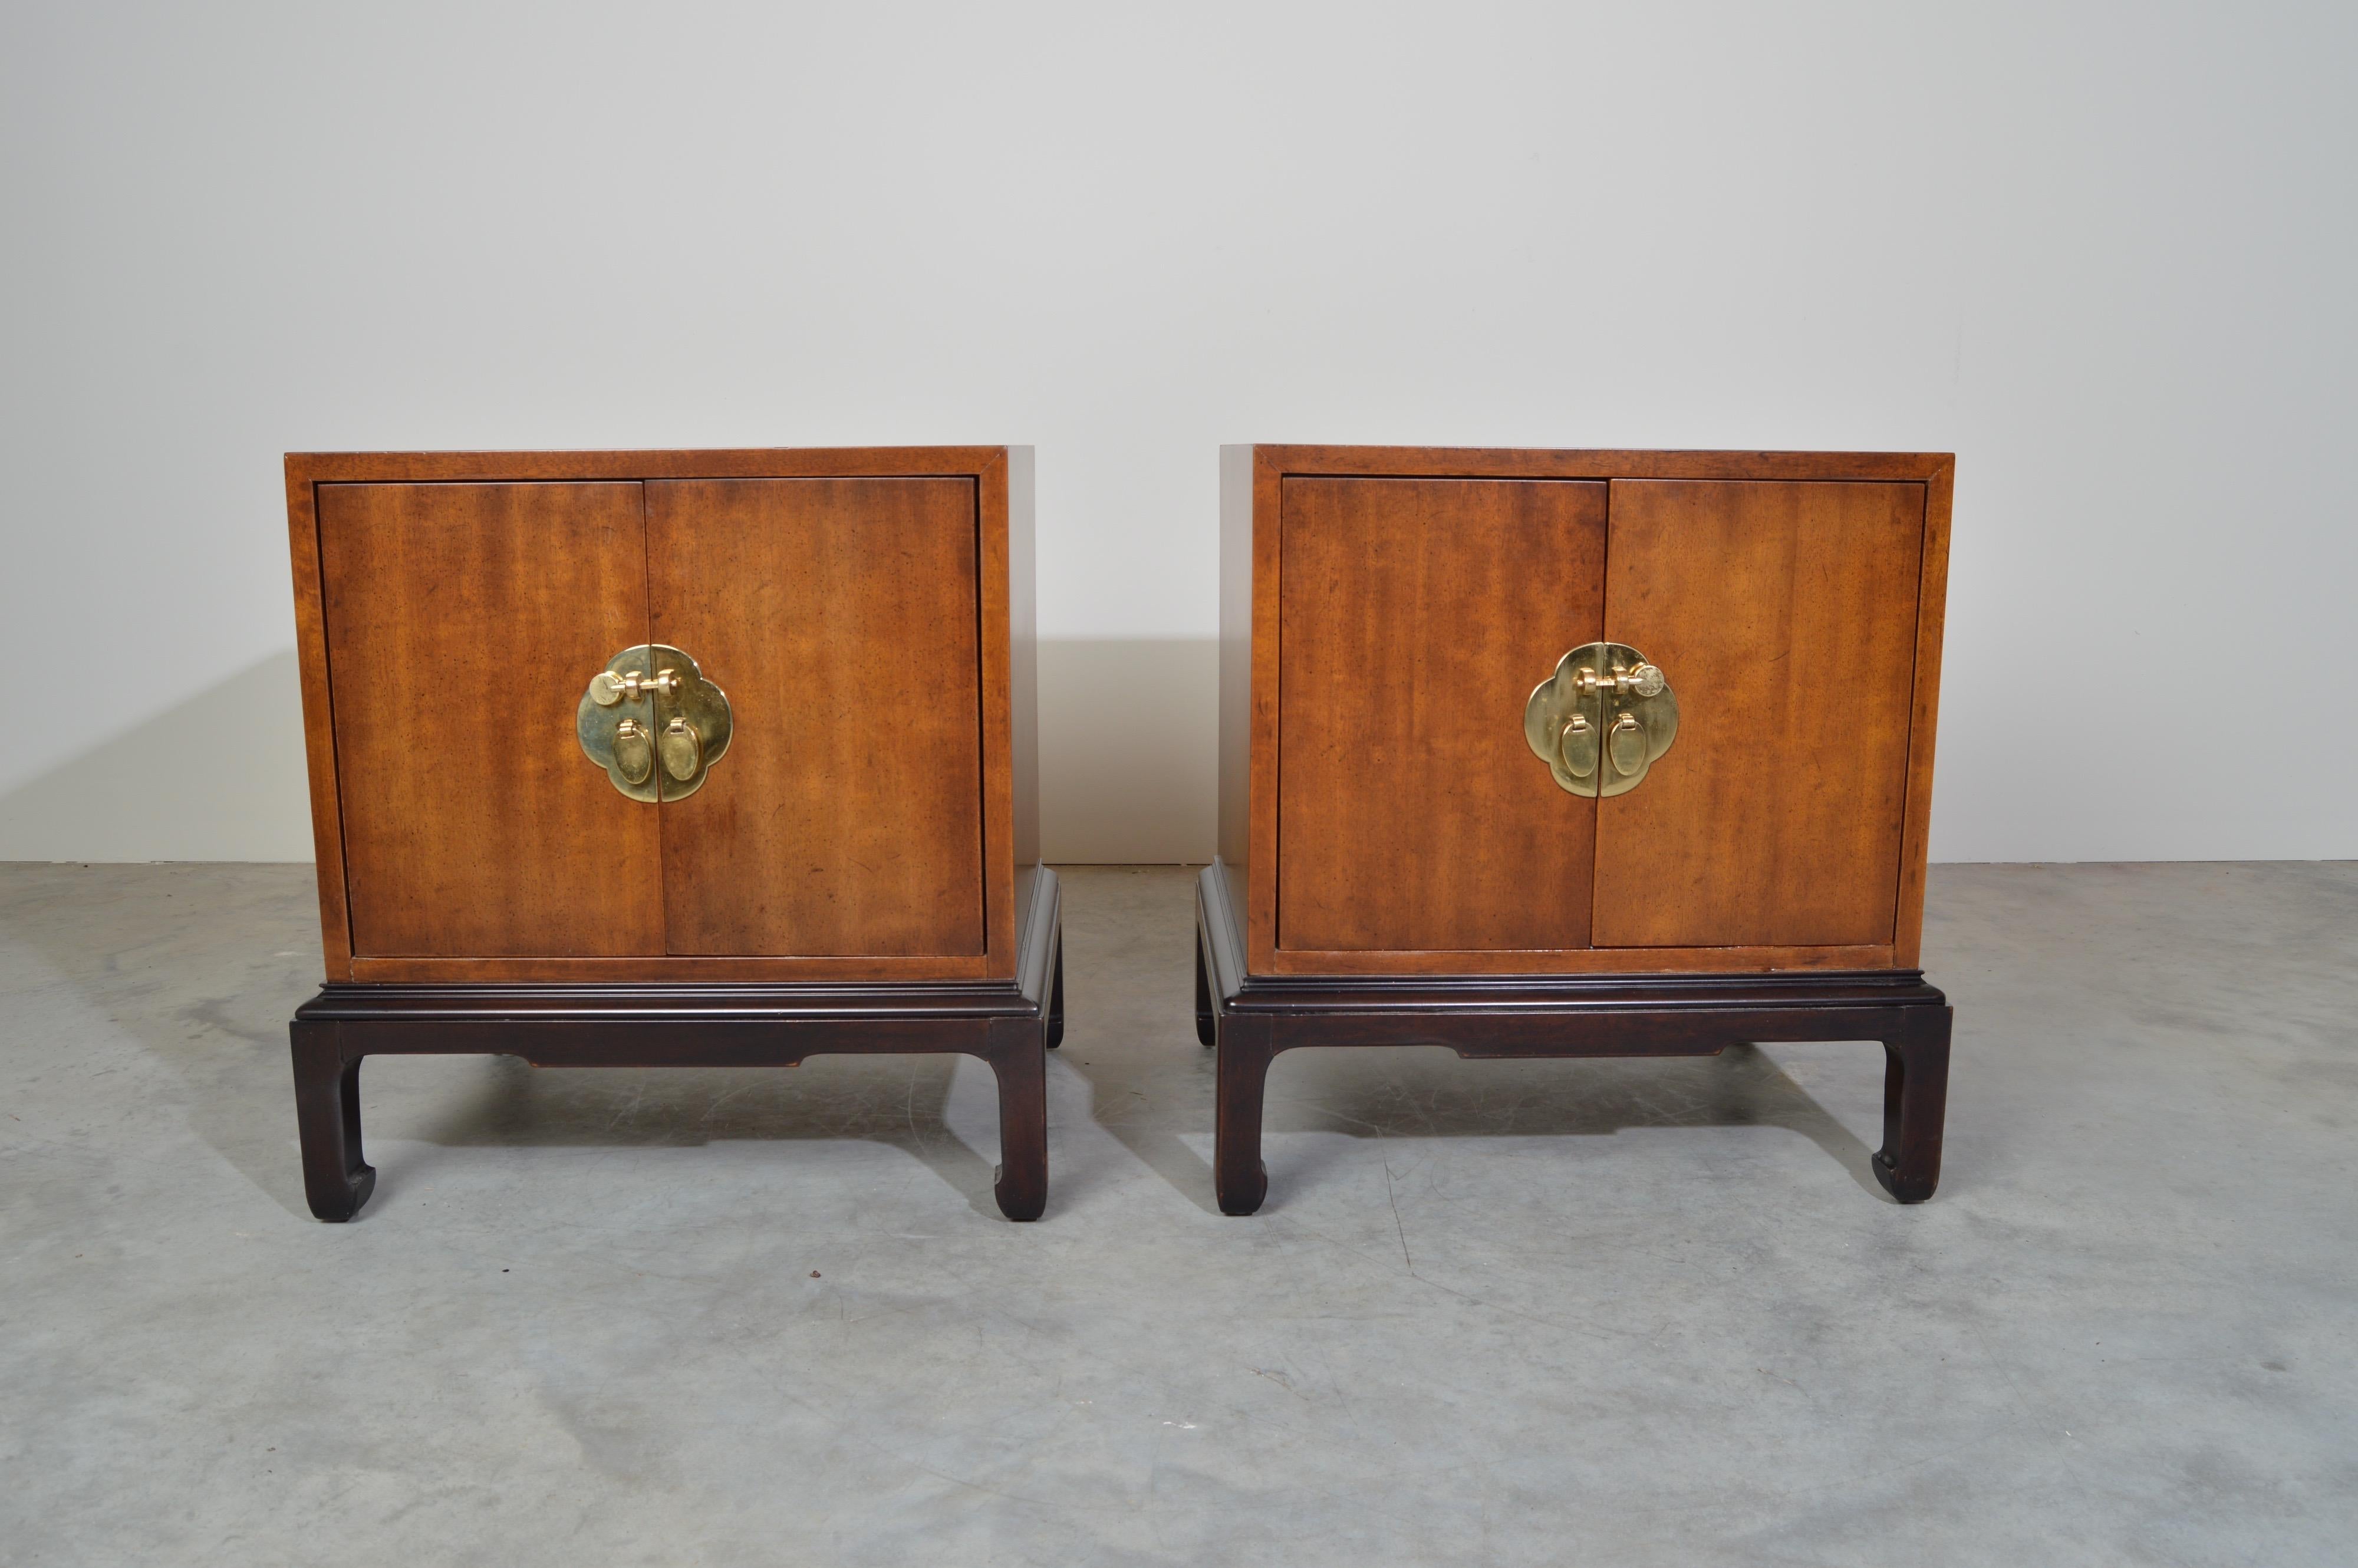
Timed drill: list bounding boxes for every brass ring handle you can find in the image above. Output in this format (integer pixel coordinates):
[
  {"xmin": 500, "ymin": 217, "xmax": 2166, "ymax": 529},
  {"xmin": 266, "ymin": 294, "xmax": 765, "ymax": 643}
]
[
  {"xmin": 658, "ymin": 717, "xmax": 702, "ymax": 782},
  {"xmin": 1524, "ymin": 642, "xmax": 1679, "ymax": 798},
  {"xmin": 1559, "ymin": 713, "xmax": 1598, "ymax": 779},
  {"xmin": 1606, "ymin": 711, "xmax": 1648, "ymax": 775},
  {"xmin": 612, "ymin": 719, "xmax": 655, "ymax": 786}
]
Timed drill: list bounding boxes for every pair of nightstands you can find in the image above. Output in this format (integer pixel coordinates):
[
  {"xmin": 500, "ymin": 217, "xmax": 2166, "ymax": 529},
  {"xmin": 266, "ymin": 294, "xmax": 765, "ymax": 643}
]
[{"xmin": 284, "ymin": 445, "xmax": 1951, "ymax": 1222}]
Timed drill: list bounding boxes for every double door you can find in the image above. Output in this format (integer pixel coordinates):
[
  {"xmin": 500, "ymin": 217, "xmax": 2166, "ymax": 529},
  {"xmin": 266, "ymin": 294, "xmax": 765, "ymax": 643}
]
[
  {"xmin": 1276, "ymin": 474, "xmax": 1930, "ymax": 969},
  {"xmin": 314, "ymin": 476, "xmax": 987, "ymax": 968}
]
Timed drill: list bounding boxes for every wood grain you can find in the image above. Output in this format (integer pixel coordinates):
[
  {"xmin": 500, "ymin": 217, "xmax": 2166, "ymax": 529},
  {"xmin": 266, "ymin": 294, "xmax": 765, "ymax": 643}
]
[
  {"xmin": 1891, "ymin": 459, "xmax": 1955, "ymax": 966},
  {"xmin": 315, "ymin": 481, "xmax": 663, "ymax": 957},
  {"xmin": 1243, "ymin": 447, "xmax": 1285, "ymax": 967},
  {"xmin": 1592, "ymin": 479, "xmax": 1926, "ymax": 948},
  {"xmin": 1250, "ymin": 445, "xmax": 1951, "ymax": 483},
  {"xmin": 1276, "ymin": 477, "xmax": 1606, "ymax": 951},
  {"xmin": 647, "ymin": 478, "xmax": 986, "ymax": 957},
  {"xmin": 288, "ymin": 448, "xmax": 1011, "ymax": 484},
  {"xmin": 284, "ymin": 462, "xmax": 353, "ymax": 978}
]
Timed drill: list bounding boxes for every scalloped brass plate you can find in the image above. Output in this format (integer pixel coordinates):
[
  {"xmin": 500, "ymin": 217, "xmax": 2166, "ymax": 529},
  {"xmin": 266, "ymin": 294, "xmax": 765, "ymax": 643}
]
[
  {"xmin": 1524, "ymin": 641, "xmax": 1679, "ymax": 798},
  {"xmin": 578, "ymin": 644, "xmax": 733, "ymax": 802}
]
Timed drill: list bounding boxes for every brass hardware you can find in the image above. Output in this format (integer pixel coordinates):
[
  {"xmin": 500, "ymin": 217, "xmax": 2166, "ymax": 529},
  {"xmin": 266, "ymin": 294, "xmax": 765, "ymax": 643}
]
[
  {"xmin": 1606, "ymin": 711, "xmax": 1647, "ymax": 775},
  {"xmin": 578, "ymin": 644, "xmax": 733, "ymax": 802},
  {"xmin": 658, "ymin": 717, "xmax": 701, "ymax": 782},
  {"xmin": 588, "ymin": 667, "xmax": 681, "ymax": 706},
  {"xmin": 1524, "ymin": 641, "xmax": 1679, "ymax": 798},
  {"xmin": 613, "ymin": 719, "xmax": 654, "ymax": 786},
  {"xmin": 1559, "ymin": 713, "xmax": 1598, "ymax": 779},
  {"xmin": 1575, "ymin": 662, "xmax": 1666, "ymax": 700}
]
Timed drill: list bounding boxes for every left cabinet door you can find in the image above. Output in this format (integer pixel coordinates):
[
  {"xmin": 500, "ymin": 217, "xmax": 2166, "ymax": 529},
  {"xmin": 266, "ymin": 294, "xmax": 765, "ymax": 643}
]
[{"xmin": 316, "ymin": 482, "xmax": 666, "ymax": 958}]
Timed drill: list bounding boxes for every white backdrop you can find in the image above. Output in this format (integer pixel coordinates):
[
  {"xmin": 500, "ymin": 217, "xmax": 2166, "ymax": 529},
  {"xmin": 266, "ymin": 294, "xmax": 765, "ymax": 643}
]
[{"xmin": 3, "ymin": 1, "xmax": 2352, "ymax": 863}]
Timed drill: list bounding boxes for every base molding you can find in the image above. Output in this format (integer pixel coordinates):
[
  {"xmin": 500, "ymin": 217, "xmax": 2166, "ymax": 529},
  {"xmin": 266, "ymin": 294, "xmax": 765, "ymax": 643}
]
[
  {"xmin": 289, "ymin": 871, "xmax": 1062, "ymax": 1223},
  {"xmin": 1194, "ymin": 863, "xmax": 1951, "ymax": 1215}
]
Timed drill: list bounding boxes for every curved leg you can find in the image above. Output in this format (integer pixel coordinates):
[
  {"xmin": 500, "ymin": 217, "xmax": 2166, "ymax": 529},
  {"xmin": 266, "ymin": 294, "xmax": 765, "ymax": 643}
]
[
  {"xmin": 986, "ymin": 1020, "xmax": 1048, "ymax": 1221},
  {"xmin": 1873, "ymin": 1006, "xmax": 1952, "ymax": 1204},
  {"xmin": 1194, "ymin": 931, "xmax": 1217, "ymax": 1048},
  {"xmin": 1214, "ymin": 1014, "xmax": 1273, "ymax": 1215},
  {"xmin": 291, "ymin": 1020, "xmax": 375, "ymax": 1221},
  {"xmin": 1044, "ymin": 930, "xmax": 1065, "ymax": 1049}
]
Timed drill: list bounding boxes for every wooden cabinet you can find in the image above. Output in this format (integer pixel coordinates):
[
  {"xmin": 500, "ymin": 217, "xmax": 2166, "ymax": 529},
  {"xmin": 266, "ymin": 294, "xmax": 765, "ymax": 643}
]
[
  {"xmin": 285, "ymin": 449, "xmax": 1059, "ymax": 1221},
  {"xmin": 1200, "ymin": 447, "xmax": 1955, "ymax": 1213}
]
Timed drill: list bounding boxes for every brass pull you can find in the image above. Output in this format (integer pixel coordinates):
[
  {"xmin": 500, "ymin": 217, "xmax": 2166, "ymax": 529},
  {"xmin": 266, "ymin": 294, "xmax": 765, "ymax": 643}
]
[
  {"xmin": 577, "ymin": 645, "xmax": 735, "ymax": 802},
  {"xmin": 1524, "ymin": 641, "xmax": 1679, "ymax": 798},
  {"xmin": 1559, "ymin": 713, "xmax": 1598, "ymax": 779},
  {"xmin": 1606, "ymin": 711, "xmax": 1646, "ymax": 775},
  {"xmin": 1576, "ymin": 663, "xmax": 1666, "ymax": 700},
  {"xmin": 612, "ymin": 719, "xmax": 655, "ymax": 786},
  {"xmin": 588, "ymin": 667, "xmax": 681, "ymax": 706},
  {"xmin": 658, "ymin": 717, "xmax": 701, "ymax": 782}
]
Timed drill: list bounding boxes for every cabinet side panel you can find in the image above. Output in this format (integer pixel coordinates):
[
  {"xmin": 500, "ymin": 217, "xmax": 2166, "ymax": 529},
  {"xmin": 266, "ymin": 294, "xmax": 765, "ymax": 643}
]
[
  {"xmin": 648, "ymin": 478, "xmax": 986, "ymax": 958},
  {"xmin": 1218, "ymin": 446, "xmax": 1256, "ymax": 942},
  {"xmin": 1595, "ymin": 479, "xmax": 1924, "ymax": 948},
  {"xmin": 1006, "ymin": 447, "xmax": 1039, "ymax": 876},
  {"xmin": 317, "ymin": 482, "xmax": 664, "ymax": 957},
  {"xmin": 1277, "ymin": 477, "xmax": 1606, "ymax": 953},
  {"xmin": 1892, "ymin": 459, "xmax": 1954, "ymax": 966},
  {"xmin": 285, "ymin": 460, "xmax": 352, "ymax": 978}
]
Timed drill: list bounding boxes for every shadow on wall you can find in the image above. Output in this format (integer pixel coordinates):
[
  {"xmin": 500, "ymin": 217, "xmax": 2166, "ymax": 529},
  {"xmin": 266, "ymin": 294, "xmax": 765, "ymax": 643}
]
[
  {"xmin": 1038, "ymin": 638, "xmax": 1216, "ymax": 865},
  {"xmin": 0, "ymin": 641, "xmax": 1218, "ymax": 864},
  {"xmin": 0, "ymin": 652, "xmax": 315, "ymax": 862}
]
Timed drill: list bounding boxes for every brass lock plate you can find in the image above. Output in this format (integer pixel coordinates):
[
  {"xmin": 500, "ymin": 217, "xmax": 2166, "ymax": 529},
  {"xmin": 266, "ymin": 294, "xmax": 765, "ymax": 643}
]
[
  {"xmin": 578, "ymin": 644, "xmax": 733, "ymax": 801},
  {"xmin": 1524, "ymin": 641, "xmax": 1679, "ymax": 798}
]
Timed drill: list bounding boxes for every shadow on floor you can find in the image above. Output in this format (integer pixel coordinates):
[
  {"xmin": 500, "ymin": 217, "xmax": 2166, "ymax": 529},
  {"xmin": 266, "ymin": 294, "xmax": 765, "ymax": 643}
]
[
  {"xmin": 359, "ymin": 1052, "xmax": 1015, "ymax": 1223},
  {"xmin": 1062, "ymin": 1038, "xmax": 1895, "ymax": 1215},
  {"xmin": 0, "ymin": 862, "xmax": 1019, "ymax": 1223}
]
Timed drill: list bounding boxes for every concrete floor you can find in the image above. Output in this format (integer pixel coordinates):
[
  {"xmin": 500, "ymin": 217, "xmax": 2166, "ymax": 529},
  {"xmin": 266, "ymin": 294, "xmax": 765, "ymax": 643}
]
[{"xmin": 1, "ymin": 864, "xmax": 2353, "ymax": 1565}]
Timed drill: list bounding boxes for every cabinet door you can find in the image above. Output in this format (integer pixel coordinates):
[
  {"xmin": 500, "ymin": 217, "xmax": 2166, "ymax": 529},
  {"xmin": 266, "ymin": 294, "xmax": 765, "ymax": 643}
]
[
  {"xmin": 315, "ymin": 482, "xmax": 664, "ymax": 957},
  {"xmin": 1592, "ymin": 480, "xmax": 1925, "ymax": 948},
  {"xmin": 646, "ymin": 479, "xmax": 986, "ymax": 957},
  {"xmin": 1277, "ymin": 477, "xmax": 1607, "ymax": 953}
]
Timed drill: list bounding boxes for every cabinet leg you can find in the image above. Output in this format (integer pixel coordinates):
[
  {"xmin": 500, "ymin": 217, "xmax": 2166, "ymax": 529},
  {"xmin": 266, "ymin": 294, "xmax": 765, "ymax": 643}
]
[
  {"xmin": 1044, "ymin": 930, "xmax": 1065, "ymax": 1050},
  {"xmin": 1214, "ymin": 1015, "xmax": 1273, "ymax": 1215},
  {"xmin": 291, "ymin": 1021, "xmax": 374, "ymax": 1222},
  {"xmin": 986, "ymin": 1021, "xmax": 1049, "ymax": 1221},
  {"xmin": 1194, "ymin": 934, "xmax": 1217, "ymax": 1048},
  {"xmin": 1873, "ymin": 1007, "xmax": 1953, "ymax": 1204}
]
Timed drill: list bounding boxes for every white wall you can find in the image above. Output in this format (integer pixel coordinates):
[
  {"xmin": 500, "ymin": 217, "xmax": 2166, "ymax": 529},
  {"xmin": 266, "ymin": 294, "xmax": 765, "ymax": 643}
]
[{"xmin": 2, "ymin": 1, "xmax": 2352, "ymax": 864}]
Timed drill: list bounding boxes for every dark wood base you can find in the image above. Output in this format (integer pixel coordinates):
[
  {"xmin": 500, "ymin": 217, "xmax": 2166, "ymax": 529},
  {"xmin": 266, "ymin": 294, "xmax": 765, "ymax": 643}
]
[
  {"xmin": 291, "ymin": 872, "xmax": 1061, "ymax": 1223},
  {"xmin": 1196, "ymin": 865, "xmax": 1950, "ymax": 1215}
]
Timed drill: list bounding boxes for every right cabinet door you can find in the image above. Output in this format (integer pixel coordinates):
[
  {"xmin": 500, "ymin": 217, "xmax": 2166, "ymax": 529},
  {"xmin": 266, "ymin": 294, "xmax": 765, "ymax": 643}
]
[
  {"xmin": 1592, "ymin": 479, "xmax": 1926, "ymax": 949},
  {"xmin": 645, "ymin": 477, "xmax": 988, "ymax": 958}
]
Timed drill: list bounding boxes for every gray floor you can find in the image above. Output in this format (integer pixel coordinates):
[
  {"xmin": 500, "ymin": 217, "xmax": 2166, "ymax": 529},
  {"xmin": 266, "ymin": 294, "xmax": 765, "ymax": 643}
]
[{"xmin": 2, "ymin": 864, "xmax": 2353, "ymax": 1566}]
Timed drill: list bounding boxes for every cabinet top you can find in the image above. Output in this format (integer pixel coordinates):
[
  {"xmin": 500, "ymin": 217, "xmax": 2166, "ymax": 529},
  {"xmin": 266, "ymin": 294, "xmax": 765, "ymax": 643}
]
[
  {"xmin": 285, "ymin": 447, "xmax": 1027, "ymax": 485},
  {"xmin": 1224, "ymin": 445, "xmax": 1952, "ymax": 483}
]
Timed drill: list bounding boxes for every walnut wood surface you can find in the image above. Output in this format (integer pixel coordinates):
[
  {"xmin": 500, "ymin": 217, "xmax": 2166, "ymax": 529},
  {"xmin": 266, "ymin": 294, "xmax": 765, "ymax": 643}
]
[
  {"xmin": 1891, "ymin": 460, "xmax": 1955, "ymax": 967},
  {"xmin": 1247, "ymin": 446, "xmax": 1951, "ymax": 483},
  {"xmin": 1220, "ymin": 446, "xmax": 1951, "ymax": 977},
  {"xmin": 647, "ymin": 478, "xmax": 986, "ymax": 958},
  {"xmin": 288, "ymin": 448, "xmax": 1027, "ymax": 984},
  {"xmin": 292, "ymin": 447, "xmax": 1012, "ymax": 482},
  {"xmin": 284, "ymin": 466, "xmax": 353, "ymax": 975},
  {"xmin": 315, "ymin": 482, "xmax": 663, "ymax": 958},
  {"xmin": 1276, "ymin": 477, "xmax": 1606, "ymax": 952},
  {"xmin": 1592, "ymin": 479, "xmax": 1925, "ymax": 948}
]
